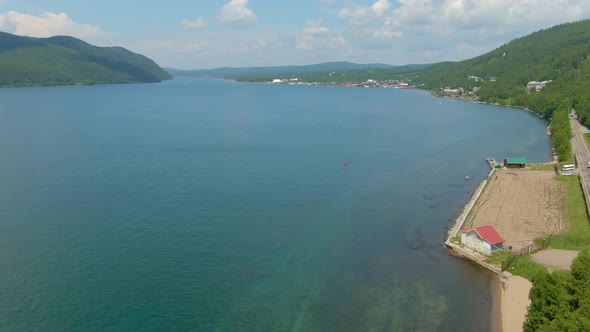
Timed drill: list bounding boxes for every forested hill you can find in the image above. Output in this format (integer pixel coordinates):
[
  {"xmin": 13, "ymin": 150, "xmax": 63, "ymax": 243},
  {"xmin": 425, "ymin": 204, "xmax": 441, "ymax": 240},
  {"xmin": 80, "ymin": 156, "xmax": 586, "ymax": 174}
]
[
  {"xmin": 0, "ymin": 32, "xmax": 172, "ymax": 87},
  {"xmin": 417, "ymin": 20, "xmax": 590, "ymax": 121},
  {"xmin": 409, "ymin": 19, "xmax": 590, "ymax": 162}
]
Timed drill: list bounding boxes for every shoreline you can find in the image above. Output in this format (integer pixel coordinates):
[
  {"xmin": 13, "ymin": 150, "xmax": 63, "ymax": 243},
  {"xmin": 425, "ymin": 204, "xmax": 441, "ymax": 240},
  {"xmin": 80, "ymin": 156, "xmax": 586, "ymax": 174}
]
[
  {"xmin": 433, "ymin": 94, "xmax": 546, "ymax": 118},
  {"xmin": 493, "ymin": 274, "xmax": 533, "ymax": 332},
  {"xmin": 490, "ymin": 275, "xmax": 503, "ymax": 332},
  {"xmin": 234, "ymin": 78, "xmax": 548, "ymax": 120},
  {"xmin": 442, "ymin": 162, "xmax": 509, "ymax": 329},
  {"xmin": 443, "ymin": 166, "xmax": 535, "ymax": 332},
  {"xmin": 444, "ymin": 164, "xmax": 551, "ymax": 332},
  {"xmin": 226, "ymin": 77, "xmax": 537, "ymax": 331},
  {"xmin": 433, "ymin": 90, "xmax": 554, "ymax": 331},
  {"xmin": 445, "ymin": 165, "xmax": 555, "ymax": 332},
  {"xmin": 243, "ymin": 77, "xmax": 538, "ymax": 331},
  {"xmin": 444, "ymin": 166, "xmax": 495, "ymax": 241}
]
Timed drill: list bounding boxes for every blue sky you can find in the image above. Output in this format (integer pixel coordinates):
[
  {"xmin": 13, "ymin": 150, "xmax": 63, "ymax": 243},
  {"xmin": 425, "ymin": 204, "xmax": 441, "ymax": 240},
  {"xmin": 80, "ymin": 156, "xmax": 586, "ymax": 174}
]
[{"xmin": 1, "ymin": 0, "xmax": 589, "ymax": 69}]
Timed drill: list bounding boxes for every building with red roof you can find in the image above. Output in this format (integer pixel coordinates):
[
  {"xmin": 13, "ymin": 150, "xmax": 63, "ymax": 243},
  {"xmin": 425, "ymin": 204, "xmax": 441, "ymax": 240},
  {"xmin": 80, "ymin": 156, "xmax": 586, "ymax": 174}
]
[{"xmin": 460, "ymin": 225, "xmax": 505, "ymax": 255}]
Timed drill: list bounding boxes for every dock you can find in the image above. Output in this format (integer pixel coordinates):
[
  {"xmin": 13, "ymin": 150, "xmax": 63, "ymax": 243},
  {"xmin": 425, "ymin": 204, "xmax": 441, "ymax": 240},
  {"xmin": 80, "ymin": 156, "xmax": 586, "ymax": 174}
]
[{"xmin": 484, "ymin": 157, "xmax": 497, "ymax": 169}]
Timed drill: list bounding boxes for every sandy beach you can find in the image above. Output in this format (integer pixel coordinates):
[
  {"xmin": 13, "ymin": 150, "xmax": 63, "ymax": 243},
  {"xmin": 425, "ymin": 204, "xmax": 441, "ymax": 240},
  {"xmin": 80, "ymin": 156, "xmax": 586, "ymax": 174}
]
[
  {"xmin": 465, "ymin": 170, "xmax": 566, "ymax": 252},
  {"xmin": 492, "ymin": 275, "xmax": 532, "ymax": 332}
]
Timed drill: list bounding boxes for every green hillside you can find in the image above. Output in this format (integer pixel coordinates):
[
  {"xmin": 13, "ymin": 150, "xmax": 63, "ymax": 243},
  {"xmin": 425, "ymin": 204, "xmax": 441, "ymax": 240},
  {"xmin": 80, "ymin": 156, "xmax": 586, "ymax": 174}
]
[
  {"xmin": 416, "ymin": 20, "xmax": 590, "ymax": 117},
  {"xmin": 414, "ymin": 20, "xmax": 590, "ymax": 161},
  {"xmin": 0, "ymin": 32, "xmax": 172, "ymax": 87}
]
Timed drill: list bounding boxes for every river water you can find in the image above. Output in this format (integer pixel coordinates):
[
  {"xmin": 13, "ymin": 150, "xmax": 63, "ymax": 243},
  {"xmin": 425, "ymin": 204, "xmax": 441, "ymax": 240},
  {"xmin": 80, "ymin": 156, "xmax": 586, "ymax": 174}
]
[{"xmin": 0, "ymin": 78, "xmax": 551, "ymax": 331}]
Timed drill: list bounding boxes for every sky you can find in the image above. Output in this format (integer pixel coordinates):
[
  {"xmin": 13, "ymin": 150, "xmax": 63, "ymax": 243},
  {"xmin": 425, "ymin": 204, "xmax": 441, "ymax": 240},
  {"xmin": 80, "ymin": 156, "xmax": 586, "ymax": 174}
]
[{"xmin": 0, "ymin": 0, "xmax": 589, "ymax": 69}]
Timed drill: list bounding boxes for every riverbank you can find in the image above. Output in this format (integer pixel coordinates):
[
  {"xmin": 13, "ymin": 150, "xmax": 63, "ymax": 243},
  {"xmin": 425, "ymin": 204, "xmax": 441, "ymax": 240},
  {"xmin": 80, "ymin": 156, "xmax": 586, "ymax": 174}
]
[
  {"xmin": 445, "ymin": 167, "xmax": 495, "ymax": 241},
  {"xmin": 446, "ymin": 167, "xmax": 570, "ymax": 331},
  {"xmin": 445, "ymin": 166, "xmax": 563, "ymax": 331},
  {"xmin": 443, "ymin": 166, "xmax": 510, "ymax": 329},
  {"xmin": 241, "ymin": 79, "xmax": 549, "ymax": 121},
  {"xmin": 433, "ymin": 93, "xmax": 546, "ymax": 119},
  {"xmin": 492, "ymin": 275, "xmax": 532, "ymax": 332},
  {"xmin": 443, "ymin": 164, "xmax": 500, "ymax": 273}
]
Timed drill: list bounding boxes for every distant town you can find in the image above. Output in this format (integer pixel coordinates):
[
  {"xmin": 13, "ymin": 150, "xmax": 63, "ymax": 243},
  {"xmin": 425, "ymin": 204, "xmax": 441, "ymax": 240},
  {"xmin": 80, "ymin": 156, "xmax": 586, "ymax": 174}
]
[
  {"xmin": 435, "ymin": 76, "xmax": 552, "ymax": 100},
  {"xmin": 264, "ymin": 75, "xmax": 552, "ymax": 100},
  {"xmin": 266, "ymin": 77, "xmax": 417, "ymax": 89}
]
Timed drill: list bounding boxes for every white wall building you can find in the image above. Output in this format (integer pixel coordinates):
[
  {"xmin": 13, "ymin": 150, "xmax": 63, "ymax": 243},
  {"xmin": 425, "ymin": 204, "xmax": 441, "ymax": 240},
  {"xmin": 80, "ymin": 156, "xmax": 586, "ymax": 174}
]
[{"xmin": 461, "ymin": 225, "xmax": 505, "ymax": 255}]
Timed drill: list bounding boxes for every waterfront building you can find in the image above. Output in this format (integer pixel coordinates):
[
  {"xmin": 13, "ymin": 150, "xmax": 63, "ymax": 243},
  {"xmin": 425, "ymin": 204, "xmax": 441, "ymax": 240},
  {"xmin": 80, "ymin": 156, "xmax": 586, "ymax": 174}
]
[
  {"xmin": 503, "ymin": 157, "xmax": 527, "ymax": 168},
  {"xmin": 461, "ymin": 226, "xmax": 505, "ymax": 255}
]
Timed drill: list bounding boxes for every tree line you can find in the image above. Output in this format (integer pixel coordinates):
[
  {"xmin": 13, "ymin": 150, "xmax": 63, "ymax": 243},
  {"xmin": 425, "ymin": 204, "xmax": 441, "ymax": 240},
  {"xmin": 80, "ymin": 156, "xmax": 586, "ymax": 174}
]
[{"xmin": 524, "ymin": 250, "xmax": 590, "ymax": 331}]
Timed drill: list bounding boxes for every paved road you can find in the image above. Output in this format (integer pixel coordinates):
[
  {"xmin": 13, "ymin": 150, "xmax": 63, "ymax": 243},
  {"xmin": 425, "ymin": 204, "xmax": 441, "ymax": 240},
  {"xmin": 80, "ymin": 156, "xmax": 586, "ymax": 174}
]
[{"xmin": 570, "ymin": 117, "xmax": 590, "ymax": 195}]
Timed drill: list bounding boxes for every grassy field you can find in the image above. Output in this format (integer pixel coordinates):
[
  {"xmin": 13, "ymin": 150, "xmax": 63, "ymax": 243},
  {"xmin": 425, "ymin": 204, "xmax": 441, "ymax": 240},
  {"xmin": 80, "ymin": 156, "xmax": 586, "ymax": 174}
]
[
  {"xmin": 504, "ymin": 255, "xmax": 548, "ymax": 280},
  {"xmin": 485, "ymin": 250, "xmax": 512, "ymax": 265},
  {"xmin": 548, "ymin": 175, "xmax": 590, "ymax": 250},
  {"xmin": 487, "ymin": 251, "xmax": 548, "ymax": 280},
  {"xmin": 526, "ymin": 163, "xmax": 557, "ymax": 171},
  {"xmin": 584, "ymin": 133, "xmax": 590, "ymax": 151}
]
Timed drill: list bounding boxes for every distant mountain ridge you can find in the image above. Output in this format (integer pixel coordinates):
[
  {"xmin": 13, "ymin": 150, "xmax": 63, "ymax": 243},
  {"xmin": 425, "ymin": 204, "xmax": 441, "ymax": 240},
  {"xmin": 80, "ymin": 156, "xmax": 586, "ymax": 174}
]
[
  {"xmin": 167, "ymin": 61, "xmax": 395, "ymax": 79},
  {"xmin": 0, "ymin": 32, "xmax": 171, "ymax": 87}
]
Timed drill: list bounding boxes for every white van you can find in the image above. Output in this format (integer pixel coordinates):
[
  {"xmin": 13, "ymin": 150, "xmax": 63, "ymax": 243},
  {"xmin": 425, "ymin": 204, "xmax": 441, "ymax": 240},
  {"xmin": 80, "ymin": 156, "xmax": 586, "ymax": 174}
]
[
  {"xmin": 562, "ymin": 164, "xmax": 575, "ymax": 171},
  {"xmin": 587, "ymin": 161, "xmax": 590, "ymax": 168}
]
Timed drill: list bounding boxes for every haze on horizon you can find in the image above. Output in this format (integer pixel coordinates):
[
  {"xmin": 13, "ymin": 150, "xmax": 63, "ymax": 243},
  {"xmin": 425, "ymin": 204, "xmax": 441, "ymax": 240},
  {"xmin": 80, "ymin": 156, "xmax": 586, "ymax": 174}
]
[{"xmin": 0, "ymin": 0, "xmax": 589, "ymax": 70}]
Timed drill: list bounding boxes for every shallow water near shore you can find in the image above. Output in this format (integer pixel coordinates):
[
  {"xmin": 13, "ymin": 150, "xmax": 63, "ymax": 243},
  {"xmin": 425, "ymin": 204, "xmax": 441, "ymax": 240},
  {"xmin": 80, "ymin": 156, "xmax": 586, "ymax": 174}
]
[{"xmin": 0, "ymin": 78, "xmax": 551, "ymax": 331}]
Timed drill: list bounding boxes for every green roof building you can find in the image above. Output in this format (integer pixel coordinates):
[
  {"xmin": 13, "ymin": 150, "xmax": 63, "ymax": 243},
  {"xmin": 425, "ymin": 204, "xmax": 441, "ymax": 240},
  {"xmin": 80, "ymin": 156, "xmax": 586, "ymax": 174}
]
[{"xmin": 503, "ymin": 157, "xmax": 527, "ymax": 168}]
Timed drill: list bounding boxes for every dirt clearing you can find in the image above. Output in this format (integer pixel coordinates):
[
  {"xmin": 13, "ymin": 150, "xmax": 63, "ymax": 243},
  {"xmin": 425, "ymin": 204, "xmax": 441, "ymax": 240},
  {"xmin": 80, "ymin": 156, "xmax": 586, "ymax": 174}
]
[
  {"xmin": 465, "ymin": 170, "xmax": 567, "ymax": 251},
  {"xmin": 531, "ymin": 249, "xmax": 580, "ymax": 271}
]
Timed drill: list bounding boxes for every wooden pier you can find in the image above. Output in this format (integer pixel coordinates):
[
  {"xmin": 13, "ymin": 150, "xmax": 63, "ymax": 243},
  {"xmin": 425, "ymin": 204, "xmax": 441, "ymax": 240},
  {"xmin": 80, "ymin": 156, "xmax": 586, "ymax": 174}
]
[{"xmin": 484, "ymin": 157, "xmax": 497, "ymax": 170}]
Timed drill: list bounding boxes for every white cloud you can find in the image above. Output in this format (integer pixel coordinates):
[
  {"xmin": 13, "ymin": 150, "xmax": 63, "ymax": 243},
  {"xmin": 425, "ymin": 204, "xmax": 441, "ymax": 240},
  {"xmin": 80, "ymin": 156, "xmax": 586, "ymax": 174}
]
[
  {"xmin": 370, "ymin": 0, "xmax": 590, "ymax": 64},
  {"xmin": 64, "ymin": 0, "xmax": 590, "ymax": 69},
  {"xmin": 302, "ymin": 21, "xmax": 332, "ymax": 35},
  {"xmin": 296, "ymin": 21, "xmax": 350, "ymax": 50},
  {"xmin": 372, "ymin": 17, "xmax": 402, "ymax": 39},
  {"xmin": 123, "ymin": 34, "xmax": 289, "ymax": 69},
  {"xmin": 182, "ymin": 16, "xmax": 207, "ymax": 29},
  {"xmin": 187, "ymin": 42, "xmax": 206, "ymax": 50},
  {"xmin": 219, "ymin": 0, "xmax": 257, "ymax": 27},
  {"xmin": 0, "ymin": 11, "xmax": 108, "ymax": 39},
  {"xmin": 390, "ymin": 0, "xmax": 590, "ymax": 37},
  {"xmin": 296, "ymin": 34, "xmax": 350, "ymax": 50},
  {"xmin": 371, "ymin": 0, "xmax": 392, "ymax": 16},
  {"xmin": 423, "ymin": 50, "xmax": 440, "ymax": 58},
  {"xmin": 338, "ymin": 0, "xmax": 391, "ymax": 26},
  {"xmin": 256, "ymin": 39, "xmax": 267, "ymax": 48}
]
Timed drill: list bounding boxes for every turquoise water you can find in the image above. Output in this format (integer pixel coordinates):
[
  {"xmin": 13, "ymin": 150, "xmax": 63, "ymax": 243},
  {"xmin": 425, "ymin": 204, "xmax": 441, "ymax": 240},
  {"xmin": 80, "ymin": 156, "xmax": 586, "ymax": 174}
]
[{"xmin": 0, "ymin": 79, "xmax": 551, "ymax": 331}]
